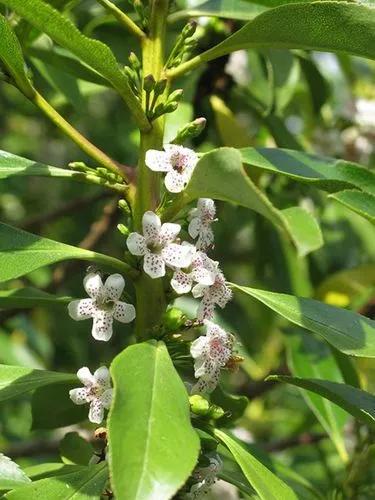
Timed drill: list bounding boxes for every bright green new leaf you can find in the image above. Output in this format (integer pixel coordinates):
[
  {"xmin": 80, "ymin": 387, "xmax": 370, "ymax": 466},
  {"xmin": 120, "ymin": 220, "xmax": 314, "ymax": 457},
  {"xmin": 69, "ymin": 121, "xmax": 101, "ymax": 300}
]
[
  {"xmin": 231, "ymin": 284, "xmax": 375, "ymax": 357},
  {"xmin": 0, "ymin": 222, "xmax": 131, "ymax": 282},
  {"xmin": 170, "ymin": 2, "xmax": 375, "ymax": 77},
  {"xmin": 177, "ymin": 148, "xmax": 322, "ymax": 256},
  {"xmin": 215, "ymin": 429, "xmax": 298, "ymax": 500},
  {"xmin": 241, "ymin": 148, "xmax": 375, "ymax": 195},
  {"xmin": 6, "ymin": 463, "xmax": 108, "ymax": 499},
  {"xmin": 0, "ymin": 455, "xmax": 31, "ymax": 491},
  {"xmin": 330, "ymin": 190, "xmax": 375, "ymax": 224},
  {"xmin": 0, "ymin": 14, "xmax": 35, "ymax": 98},
  {"xmin": 0, "ymin": 0, "xmax": 149, "ymax": 130},
  {"xmin": 168, "ymin": 0, "xmax": 266, "ymax": 22},
  {"xmin": 24, "ymin": 463, "xmax": 86, "ymax": 482},
  {"xmin": 268, "ymin": 375, "xmax": 375, "ymax": 429},
  {"xmin": 287, "ymin": 331, "xmax": 348, "ymax": 461},
  {"xmin": 0, "ymin": 288, "xmax": 71, "ymax": 309},
  {"xmin": 108, "ymin": 341, "xmax": 200, "ymax": 500},
  {"xmin": 0, "ymin": 364, "xmax": 75, "ymax": 402}
]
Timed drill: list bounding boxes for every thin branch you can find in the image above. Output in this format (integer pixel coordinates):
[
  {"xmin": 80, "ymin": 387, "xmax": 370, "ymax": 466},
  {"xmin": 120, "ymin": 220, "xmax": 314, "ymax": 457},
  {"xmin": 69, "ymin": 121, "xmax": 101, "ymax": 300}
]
[{"xmin": 96, "ymin": 0, "xmax": 145, "ymax": 39}]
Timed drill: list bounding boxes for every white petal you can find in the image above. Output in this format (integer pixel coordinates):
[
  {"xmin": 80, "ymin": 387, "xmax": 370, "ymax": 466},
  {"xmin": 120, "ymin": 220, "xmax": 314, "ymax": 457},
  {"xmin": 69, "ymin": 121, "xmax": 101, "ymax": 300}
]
[
  {"xmin": 171, "ymin": 271, "xmax": 193, "ymax": 294},
  {"xmin": 145, "ymin": 149, "xmax": 171, "ymax": 172},
  {"xmin": 190, "ymin": 336, "xmax": 207, "ymax": 358},
  {"xmin": 192, "ymin": 283, "xmax": 207, "ymax": 298},
  {"xmin": 162, "ymin": 243, "xmax": 194, "ymax": 269},
  {"xmin": 93, "ymin": 366, "xmax": 111, "ymax": 388},
  {"xmin": 69, "ymin": 387, "xmax": 89, "ymax": 405},
  {"xmin": 144, "ymin": 253, "xmax": 165, "ymax": 279},
  {"xmin": 192, "ymin": 371, "xmax": 220, "ymax": 394},
  {"xmin": 127, "ymin": 232, "xmax": 147, "ymax": 256},
  {"xmin": 197, "ymin": 296, "xmax": 215, "ymax": 320},
  {"xmin": 188, "ymin": 217, "xmax": 201, "ymax": 239},
  {"xmin": 100, "ymin": 388, "xmax": 113, "ymax": 409},
  {"xmin": 164, "ymin": 144, "xmax": 198, "ymax": 170},
  {"xmin": 89, "ymin": 399, "xmax": 104, "ymax": 424},
  {"xmin": 164, "ymin": 169, "xmax": 188, "ymax": 193},
  {"xmin": 77, "ymin": 366, "xmax": 95, "ymax": 386},
  {"xmin": 113, "ymin": 301, "xmax": 136, "ymax": 323},
  {"xmin": 191, "ymin": 265, "xmax": 216, "ymax": 286},
  {"xmin": 142, "ymin": 211, "xmax": 161, "ymax": 242},
  {"xmin": 196, "ymin": 227, "xmax": 215, "ymax": 251},
  {"xmin": 104, "ymin": 274, "xmax": 125, "ymax": 301},
  {"xmin": 194, "ymin": 357, "xmax": 207, "ymax": 378},
  {"xmin": 159, "ymin": 222, "xmax": 181, "ymax": 245},
  {"xmin": 83, "ymin": 273, "xmax": 103, "ymax": 299},
  {"xmin": 198, "ymin": 198, "xmax": 216, "ymax": 218},
  {"xmin": 68, "ymin": 298, "xmax": 95, "ymax": 321},
  {"xmin": 92, "ymin": 310, "xmax": 113, "ymax": 341}
]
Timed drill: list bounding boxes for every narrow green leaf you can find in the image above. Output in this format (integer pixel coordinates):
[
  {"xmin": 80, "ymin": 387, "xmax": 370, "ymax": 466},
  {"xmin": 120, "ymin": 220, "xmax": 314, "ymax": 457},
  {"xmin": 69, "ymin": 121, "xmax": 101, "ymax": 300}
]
[
  {"xmin": 330, "ymin": 190, "xmax": 375, "ymax": 224},
  {"xmin": 0, "ymin": 288, "xmax": 71, "ymax": 309},
  {"xmin": 268, "ymin": 375, "xmax": 375, "ymax": 429},
  {"xmin": 231, "ymin": 284, "xmax": 375, "ymax": 357},
  {"xmin": 0, "ymin": 0, "xmax": 149, "ymax": 130},
  {"xmin": 215, "ymin": 429, "xmax": 297, "ymax": 500},
  {"xmin": 24, "ymin": 463, "xmax": 86, "ymax": 482},
  {"xmin": 179, "ymin": 148, "xmax": 322, "ymax": 256},
  {"xmin": 6, "ymin": 463, "xmax": 108, "ymax": 500},
  {"xmin": 240, "ymin": 148, "xmax": 375, "ymax": 195},
  {"xmin": 0, "ymin": 222, "xmax": 131, "ymax": 282},
  {"xmin": 0, "ymin": 364, "xmax": 75, "ymax": 402},
  {"xmin": 108, "ymin": 341, "xmax": 200, "ymax": 500},
  {"xmin": 297, "ymin": 54, "xmax": 330, "ymax": 113},
  {"xmin": 0, "ymin": 455, "xmax": 31, "ymax": 491},
  {"xmin": 0, "ymin": 14, "xmax": 35, "ymax": 97},
  {"xmin": 60, "ymin": 432, "xmax": 93, "ymax": 466},
  {"xmin": 169, "ymin": 0, "xmax": 266, "ymax": 22},
  {"xmin": 287, "ymin": 331, "xmax": 348, "ymax": 461}
]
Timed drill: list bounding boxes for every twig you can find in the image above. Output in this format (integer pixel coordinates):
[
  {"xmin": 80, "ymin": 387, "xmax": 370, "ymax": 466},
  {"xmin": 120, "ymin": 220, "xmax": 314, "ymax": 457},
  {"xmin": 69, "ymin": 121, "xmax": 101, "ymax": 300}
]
[{"xmin": 96, "ymin": 0, "xmax": 145, "ymax": 39}]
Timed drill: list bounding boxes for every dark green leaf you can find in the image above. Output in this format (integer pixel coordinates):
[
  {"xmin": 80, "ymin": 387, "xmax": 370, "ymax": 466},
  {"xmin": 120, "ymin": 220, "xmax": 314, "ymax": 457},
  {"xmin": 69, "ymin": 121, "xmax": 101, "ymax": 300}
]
[
  {"xmin": 268, "ymin": 375, "xmax": 375, "ymax": 429},
  {"xmin": 215, "ymin": 429, "xmax": 297, "ymax": 500},
  {"xmin": 0, "ymin": 14, "xmax": 35, "ymax": 97},
  {"xmin": 108, "ymin": 341, "xmax": 200, "ymax": 500},
  {"xmin": 0, "ymin": 364, "xmax": 75, "ymax": 402},
  {"xmin": 297, "ymin": 54, "xmax": 330, "ymax": 113},
  {"xmin": 0, "ymin": 288, "xmax": 71, "ymax": 309},
  {"xmin": 169, "ymin": 0, "xmax": 266, "ymax": 22},
  {"xmin": 231, "ymin": 284, "xmax": 375, "ymax": 357},
  {"xmin": 211, "ymin": 386, "xmax": 248, "ymax": 425},
  {"xmin": 0, "ymin": 222, "xmax": 131, "ymax": 282},
  {"xmin": 241, "ymin": 148, "xmax": 375, "ymax": 194},
  {"xmin": 60, "ymin": 433, "xmax": 93, "ymax": 466},
  {"xmin": 0, "ymin": 455, "xmax": 30, "ymax": 491},
  {"xmin": 329, "ymin": 190, "xmax": 375, "ymax": 224},
  {"xmin": 6, "ymin": 463, "xmax": 108, "ymax": 500}
]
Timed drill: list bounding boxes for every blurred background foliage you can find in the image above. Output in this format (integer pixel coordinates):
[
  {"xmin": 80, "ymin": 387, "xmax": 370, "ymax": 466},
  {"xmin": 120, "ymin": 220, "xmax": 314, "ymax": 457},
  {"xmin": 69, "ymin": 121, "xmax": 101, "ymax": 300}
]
[{"xmin": 0, "ymin": 0, "xmax": 375, "ymax": 497}]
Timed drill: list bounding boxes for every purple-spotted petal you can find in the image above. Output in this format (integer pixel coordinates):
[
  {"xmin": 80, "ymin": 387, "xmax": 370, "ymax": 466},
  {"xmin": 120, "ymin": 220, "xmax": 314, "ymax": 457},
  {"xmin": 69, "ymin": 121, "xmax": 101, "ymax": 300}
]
[
  {"xmin": 76, "ymin": 367, "xmax": 95, "ymax": 386},
  {"xmin": 69, "ymin": 387, "xmax": 89, "ymax": 405},
  {"xmin": 68, "ymin": 298, "xmax": 95, "ymax": 321},
  {"xmin": 142, "ymin": 211, "xmax": 161, "ymax": 242},
  {"xmin": 191, "ymin": 283, "xmax": 207, "ymax": 299},
  {"xmin": 143, "ymin": 252, "xmax": 165, "ymax": 279},
  {"xmin": 190, "ymin": 336, "xmax": 208, "ymax": 359},
  {"xmin": 171, "ymin": 270, "xmax": 193, "ymax": 294},
  {"xmin": 92, "ymin": 310, "xmax": 113, "ymax": 341},
  {"xmin": 191, "ymin": 265, "xmax": 216, "ymax": 286},
  {"xmin": 145, "ymin": 149, "xmax": 171, "ymax": 172},
  {"xmin": 93, "ymin": 366, "xmax": 111, "ymax": 388},
  {"xmin": 101, "ymin": 388, "xmax": 113, "ymax": 409},
  {"xmin": 127, "ymin": 232, "xmax": 147, "ymax": 256},
  {"xmin": 113, "ymin": 301, "xmax": 136, "ymax": 323},
  {"xmin": 104, "ymin": 274, "xmax": 125, "ymax": 301},
  {"xmin": 197, "ymin": 296, "xmax": 215, "ymax": 320},
  {"xmin": 89, "ymin": 399, "xmax": 104, "ymax": 424},
  {"xmin": 83, "ymin": 273, "xmax": 103, "ymax": 300},
  {"xmin": 164, "ymin": 169, "xmax": 188, "ymax": 193},
  {"xmin": 162, "ymin": 243, "xmax": 194, "ymax": 269},
  {"xmin": 188, "ymin": 217, "xmax": 201, "ymax": 239},
  {"xmin": 159, "ymin": 222, "xmax": 181, "ymax": 245}
]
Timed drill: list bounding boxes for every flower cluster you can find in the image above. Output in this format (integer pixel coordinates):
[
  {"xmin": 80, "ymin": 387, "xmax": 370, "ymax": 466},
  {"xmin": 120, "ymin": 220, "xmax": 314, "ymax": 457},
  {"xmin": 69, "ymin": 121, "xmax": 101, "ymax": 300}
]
[{"xmin": 185, "ymin": 454, "xmax": 222, "ymax": 499}]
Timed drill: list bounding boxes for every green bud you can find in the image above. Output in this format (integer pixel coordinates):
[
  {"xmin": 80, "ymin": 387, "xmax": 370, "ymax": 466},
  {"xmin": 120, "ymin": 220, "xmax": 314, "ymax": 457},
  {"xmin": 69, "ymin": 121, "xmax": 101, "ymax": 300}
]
[
  {"xmin": 143, "ymin": 74, "xmax": 156, "ymax": 93},
  {"xmin": 163, "ymin": 101, "xmax": 179, "ymax": 114},
  {"xmin": 154, "ymin": 78, "xmax": 167, "ymax": 96},
  {"xmin": 173, "ymin": 117, "xmax": 206, "ymax": 144},
  {"xmin": 128, "ymin": 52, "xmax": 141, "ymax": 70},
  {"xmin": 117, "ymin": 224, "xmax": 129, "ymax": 236},
  {"xmin": 96, "ymin": 167, "xmax": 118, "ymax": 181},
  {"xmin": 208, "ymin": 404, "xmax": 225, "ymax": 420},
  {"xmin": 124, "ymin": 65, "xmax": 136, "ymax": 82},
  {"xmin": 182, "ymin": 20, "xmax": 197, "ymax": 39},
  {"xmin": 68, "ymin": 161, "xmax": 93, "ymax": 173},
  {"xmin": 167, "ymin": 88, "xmax": 183, "ymax": 103},
  {"xmin": 163, "ymin": 307, "xmax": 185, "ymax": 331},
  {"xmin": 189, "ymin": 395, "xmax": 210, "ymax": 416},
  {"xmin": 118, "ymin": 199, "xmax": 130, "ymax": 213}
]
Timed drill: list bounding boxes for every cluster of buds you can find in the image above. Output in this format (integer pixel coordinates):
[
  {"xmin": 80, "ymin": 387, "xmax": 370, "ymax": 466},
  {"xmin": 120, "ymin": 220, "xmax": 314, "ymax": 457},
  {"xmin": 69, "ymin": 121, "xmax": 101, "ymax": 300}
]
[
  {"xmin": 165, "ymin": 21, "xmax": 198, "ymax": 69},
  {"xmin": 68, "ymin": 161, "xmax": 124, "ymax": 190},
  {"xmin": 124, "ymin": 52, "xmax": 143, "ymax": 99},
  {"xmin": 129, "ymin": 0, "xmax": 149, "ymax": 30}
]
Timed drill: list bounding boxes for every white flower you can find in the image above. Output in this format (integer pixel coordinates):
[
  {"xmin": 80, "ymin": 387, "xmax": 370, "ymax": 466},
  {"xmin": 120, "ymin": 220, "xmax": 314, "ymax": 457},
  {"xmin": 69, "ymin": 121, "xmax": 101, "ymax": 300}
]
[
  {"xmin": 186, "ymin": 454, "xmax": 222, "ymax": 499},
  {"xmin": 69, "ymin": 366, "xmax": 113, "ymax": 424},
  {"xmin": 188, "ymin": 198, "xmax": 216, "ymax": 251},
  {"xmin": 225, "ymin": 50, "xmax": 250, "ymax": 87},
  {"xmin": 68, "ymin": 273, "xmax": 135, "ymax": 342},
  {"xmin": 190, "ymin": 320, "xmax": 234, "ymax": 394},
  {"xmin": 171, "ymin": 248, "xmax": 216, "ymax": 295},
  {"xmin": 145, "ymin": 144, "xmax": 198, "ymax": 193},
  {"xmin": 127, "ymin": 211, "xmax": 194, "ymax": 279},
  {"xmin": 192, "ymin": 264, "xmax": 232, "ymax": 320}
]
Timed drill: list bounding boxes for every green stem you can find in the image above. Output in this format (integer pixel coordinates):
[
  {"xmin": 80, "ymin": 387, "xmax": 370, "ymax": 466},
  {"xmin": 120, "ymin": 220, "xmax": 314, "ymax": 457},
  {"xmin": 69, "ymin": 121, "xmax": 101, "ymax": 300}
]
[
  {"xmin": 96, "ymin": 0, "xmax": 145, "ymax": 39},
  {"xmin": 33, "ymin": 91, "xmax": 129, "ymax": 183},
  {"xmin": 132, "ymin": 0, "xmax": 169, "ymax": 341}
]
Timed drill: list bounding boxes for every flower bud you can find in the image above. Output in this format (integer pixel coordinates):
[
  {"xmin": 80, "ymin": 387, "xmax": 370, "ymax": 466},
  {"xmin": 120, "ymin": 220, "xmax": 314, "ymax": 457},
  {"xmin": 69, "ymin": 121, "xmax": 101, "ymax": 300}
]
[
  {"xmin": 173, "ymin": 117, "xmax": 206, "ymax": 144},
  {"xmin": 68, "ymin": 161, "xmax": 91, "ymax": 173},
  {"xmin": 128, "ymin": 52, "xmax": 141, "ymax": 70},
  {"xmin": 163, "ymin": 307, "xmax": 185, "ymax": 331},
  {"xmin": 117, "ymin": 224, "xmax": 129, "ymax": 236},
  {"xmin": 163, "ymin": 102, "xmax": 179, "ymax": 114},
  {"xmin": 189, "ymin": 394, "xmax": 210, "ymax": 416},
  {"xmin": 208, "ymin": 404, "xmax": 225, "ymax": 420},
  {"xmin": 182, "ymin": 20, "xmax": 197, "ymax": 39},
  {"xmin": 167, "ymin": 88, "xmax": 183, "ymax": 103},
  {"xmin": 154, "ymin": 78, "xmax": 167, "ymax": 97},
  {"xmin": 143, "ymin": 74, "xmax": 155, "ymax": 93}
]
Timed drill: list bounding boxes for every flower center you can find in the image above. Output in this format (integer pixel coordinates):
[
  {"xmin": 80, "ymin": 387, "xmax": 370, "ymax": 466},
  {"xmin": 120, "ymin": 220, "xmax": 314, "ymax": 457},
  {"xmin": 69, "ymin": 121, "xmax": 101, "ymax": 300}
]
[
  {"xmin": 97, "ymin": 298, "xmax": 115, "ymax": 312},
  {"xmin": 147, "ymin": 241, "xmax": 163, "ymax": 253},
  {"xmin": 170, "ymin": 152, "xmax": 186, "ymax": 173}
]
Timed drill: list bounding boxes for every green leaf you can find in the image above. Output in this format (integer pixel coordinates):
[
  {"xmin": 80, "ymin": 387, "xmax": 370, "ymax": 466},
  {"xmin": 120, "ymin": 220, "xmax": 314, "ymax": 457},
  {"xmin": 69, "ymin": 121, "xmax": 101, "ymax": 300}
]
[
  {"xmin": 240, "ymin": 148, "xmax": 375, "ymax": 195},
  {"xmin": 0, "ymin": 364, "xmax": 75, "ymax": 402},
  {"xmin": 168, "ymin": 0, "xmax": 266, "ymax": 22},
  {"xmin": 297, "ymin": 54, "xmax": 330, "ymax": 113},
  {"xmin": 108, "ymin": 341, "xmax": 200, "ymax": 500},
  {"xmin": 31, "ymin": 382, "xmax": 87, "ymax": 429},
  {"xmin": 0, "ymin": 14, "xmax": 35, "ymax": 98},
  {"xmin": 287, "ymin": 330, "xmax": 348, "ymax": 461},
  {"xmin": 0, "ymin": 0, "xmax": 149, "ymax": 130},
  {"xmin": 268, "ymin": 375, "xmax": 375, "ymax": 429},
  {"xmin": 0, "ymin": 222, "xmax": 131, "ymax": 282},
  {"xmin": 172, "ymin": 2, "xmax": 375, "ymax": 76},
  {"xmin": 214, "ymin": 429, "xmax": 297, "ymax": 500},
  {"xmin": 6, "ymin": 463, "xmax": 108, "ymax": 500},
  {"xmin": 211, "ymin": 386, "xmax": 248, "ymax": 425},
  {"xmin": 231, "ymin": 284, "xmax": 375, "ymax": 357},
  {"xmin": 0, "ymin": 455, "xmax": 31, "ymax": 490},
  {"xmin": 60, "ymin": 432, "xmax": 93, "ymax": 466},
  {"xmin": 24, "ymin": 463, "xmax": 86, "ymax": 482},
  {"xmin": 330, "ymin": 190, "xmax": 375, "ymax": 224},
  {"xmin": 0, "ymin": 288, "xmax": 71, "ymax": 309},
  {"xmin": 177, "ymin": 148, "xmax": 322, "ymax": 256}
]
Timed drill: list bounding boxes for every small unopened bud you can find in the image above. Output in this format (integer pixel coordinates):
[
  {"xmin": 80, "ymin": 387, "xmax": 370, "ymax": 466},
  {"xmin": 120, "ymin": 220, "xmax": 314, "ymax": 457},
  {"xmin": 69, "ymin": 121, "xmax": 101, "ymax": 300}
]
[
  {"xmin": 124, "ymin": 66, "xmax": 135, "ymax": 81},
  {"xmin": 163, "ymin": 102, "xmax": 179, "ymax": 114},
  {"xmin": 128, "ymin": 52, "xmax": 141, "ymax": 70},
  {"xmin": 68, "ymin": 161, "xmax": 92, "ymax": 173},
  {"xmin": 118, "ymin": 199, "xmax": 130, "ymax": 213},
  {"xmin": 173, "ymin": 117, "xmax": 206, "ymax": 144},
  {"xmin": 208, "ymin": 404, "xmax": 225, "ymax": 420},
  {"xmin": 117, "ymin": 224, "xmax": 129, "ymax": 236},
  {"xmin": 143, "ymin": 74, "xmax": 155, "ymax": 93},
  {"xmin": 190, "ymin": 395, "xmax": 210, "ymax": 416},
  {"xmin": 154, "ymin": 78, "xmax": 167, "ymax": 97},
  {"xmin": 163, "ymin": 307, "xmax": 185, "ymax": 331},
  {"xmin": 167, "ymin": 88, "xmax": 183, "ymax": 103},
  {"xmin": 182, "ymin": 20, "xmax": 197, "ymax": 39}
]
